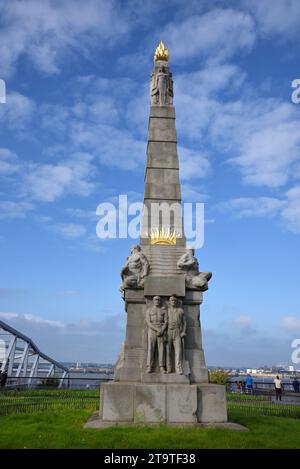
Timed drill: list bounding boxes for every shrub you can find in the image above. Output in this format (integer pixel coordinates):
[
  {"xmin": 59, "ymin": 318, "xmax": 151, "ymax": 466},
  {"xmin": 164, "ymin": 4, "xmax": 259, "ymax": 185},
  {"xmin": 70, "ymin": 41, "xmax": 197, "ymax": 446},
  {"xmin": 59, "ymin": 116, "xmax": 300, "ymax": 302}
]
[{"xmin": 209, "ymin": 369, "xmax": 230, "ymax": 386}]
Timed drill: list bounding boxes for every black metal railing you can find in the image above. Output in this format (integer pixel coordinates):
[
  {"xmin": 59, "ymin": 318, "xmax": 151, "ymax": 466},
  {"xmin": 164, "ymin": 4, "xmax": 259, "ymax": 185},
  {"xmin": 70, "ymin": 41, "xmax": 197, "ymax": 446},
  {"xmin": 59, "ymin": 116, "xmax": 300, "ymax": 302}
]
[{"xmin": 1, "ymin": 375, "xmax": 113, "ymax": 391}]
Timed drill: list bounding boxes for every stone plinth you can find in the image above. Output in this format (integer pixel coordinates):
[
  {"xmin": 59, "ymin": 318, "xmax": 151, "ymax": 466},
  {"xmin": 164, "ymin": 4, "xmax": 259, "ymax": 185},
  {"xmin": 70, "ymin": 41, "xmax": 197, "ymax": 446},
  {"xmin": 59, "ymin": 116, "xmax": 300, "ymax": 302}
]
[
  {"xmin": 141, "ymin": 372, "xmax": 190, "ymax": 384},
  {"xmin": 98, "ymin": 382, "xmax": 227, "ymax": 425}
]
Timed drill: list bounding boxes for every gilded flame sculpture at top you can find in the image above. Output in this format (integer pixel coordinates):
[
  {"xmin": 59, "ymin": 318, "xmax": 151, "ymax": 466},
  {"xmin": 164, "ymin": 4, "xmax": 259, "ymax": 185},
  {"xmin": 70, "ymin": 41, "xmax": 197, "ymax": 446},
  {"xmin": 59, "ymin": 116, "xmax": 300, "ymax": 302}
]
[{"xmin": 154, "ymin": 40, "xmax": 169, "ymax": 62}]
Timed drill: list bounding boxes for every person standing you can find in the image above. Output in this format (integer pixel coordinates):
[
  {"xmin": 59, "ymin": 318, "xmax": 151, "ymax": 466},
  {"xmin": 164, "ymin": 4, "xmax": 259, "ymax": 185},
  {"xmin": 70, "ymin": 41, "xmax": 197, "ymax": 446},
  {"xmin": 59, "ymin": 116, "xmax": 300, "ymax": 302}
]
[
  {"xmin": 245, "ymin": 373, "xmax": 253, "ymax": 394},
  {"xmin": 292, "ymin": 377, "xmax": 299, "ymax": 393},
  {"xmin": 274, "ymin": 375, "xmax": 282, "ymax": 401}
]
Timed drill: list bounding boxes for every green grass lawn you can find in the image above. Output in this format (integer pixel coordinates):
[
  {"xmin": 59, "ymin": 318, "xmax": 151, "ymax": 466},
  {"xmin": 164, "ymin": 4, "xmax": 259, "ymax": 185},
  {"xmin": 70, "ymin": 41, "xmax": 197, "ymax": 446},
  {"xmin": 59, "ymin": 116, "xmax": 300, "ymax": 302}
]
[
  {"xmin": 0, "ymin": 408, "xmax": 300, "ymax": 449},
  {"xmin": 1, "ymin": 390, "xmax": 299, "ymax": 448}
]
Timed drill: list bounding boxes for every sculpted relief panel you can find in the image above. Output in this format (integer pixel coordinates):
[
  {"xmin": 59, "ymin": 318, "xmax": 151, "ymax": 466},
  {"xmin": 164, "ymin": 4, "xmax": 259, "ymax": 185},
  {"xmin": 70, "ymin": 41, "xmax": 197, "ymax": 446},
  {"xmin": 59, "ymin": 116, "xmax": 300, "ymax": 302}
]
[{"xmin": 146, "ymin": 295, "xmax": 187, "ymax": 375}]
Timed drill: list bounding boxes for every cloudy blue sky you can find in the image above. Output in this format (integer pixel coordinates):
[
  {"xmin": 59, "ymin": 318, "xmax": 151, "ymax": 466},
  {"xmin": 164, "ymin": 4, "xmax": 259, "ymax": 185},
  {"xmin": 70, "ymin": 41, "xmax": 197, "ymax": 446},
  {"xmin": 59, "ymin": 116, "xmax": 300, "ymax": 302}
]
[{"xmin": 0, "ymin": 0, "xmax": 300, "ymax": 367}]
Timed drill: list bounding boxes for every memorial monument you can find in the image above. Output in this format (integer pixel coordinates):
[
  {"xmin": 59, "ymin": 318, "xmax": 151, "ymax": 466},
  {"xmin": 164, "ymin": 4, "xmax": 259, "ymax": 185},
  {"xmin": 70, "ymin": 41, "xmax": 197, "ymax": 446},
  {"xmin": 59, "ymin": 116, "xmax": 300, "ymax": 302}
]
[{"xmin": 93, "ymin": 41, "xmax": 227, "ymax": 425}]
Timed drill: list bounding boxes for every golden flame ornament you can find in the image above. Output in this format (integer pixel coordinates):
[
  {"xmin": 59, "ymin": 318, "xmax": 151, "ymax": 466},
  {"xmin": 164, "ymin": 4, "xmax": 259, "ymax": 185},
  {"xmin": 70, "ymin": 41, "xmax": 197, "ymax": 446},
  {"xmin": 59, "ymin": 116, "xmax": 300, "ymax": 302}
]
[
  {"xmin": 150, "ymin": 227, "xmax": 179, "ymax": 245},
  {"xmin": 154, "ymin": 40, "xmax": 169, "ymax": 62}
]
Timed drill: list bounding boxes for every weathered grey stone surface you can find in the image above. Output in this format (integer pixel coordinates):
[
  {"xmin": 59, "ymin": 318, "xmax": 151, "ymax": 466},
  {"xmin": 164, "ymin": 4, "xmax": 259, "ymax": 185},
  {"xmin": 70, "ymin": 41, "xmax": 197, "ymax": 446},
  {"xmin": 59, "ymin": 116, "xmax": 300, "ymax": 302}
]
[
  {"xmin": 135, "ymin": 385, "xmax": 166, "ymax": 423},
  {"xmin": 150, "ymin": 106, "xmax": 175, "ymax": 118},
  {"xmin": 148, "ymin": 122, "xmax": 177, "ymax": 142},
  {"xmin": 98, "ymin": 382, "xmax": 227, "ymax": 424},
  {"xmin": 146, "ymin": 142, "xmax": 179, "ymax": 169},
  {"xmin": 141, "ymin": 372, "xmax": 189, "ymax": 384},
  {"xmin": 167, "ymin": 385, "xmax": 198, "ymax": 423},
  {"xmin": 197, "ymin": 384, "xmax": 228, "ymax": 423},
  {"xmin": 144, "ymin": 276, "xmax": 185, "ymax": 297},
  {"xmin": 144, "ymin": 182, "xmax": 181, "ymax": 200},
  {"xmin": 146, "ymin": 168, "xmax": 180, "ymax": 185},
  {"xmin": 100, "ymin": 383, "xmax": 134, "ymax": 422}
]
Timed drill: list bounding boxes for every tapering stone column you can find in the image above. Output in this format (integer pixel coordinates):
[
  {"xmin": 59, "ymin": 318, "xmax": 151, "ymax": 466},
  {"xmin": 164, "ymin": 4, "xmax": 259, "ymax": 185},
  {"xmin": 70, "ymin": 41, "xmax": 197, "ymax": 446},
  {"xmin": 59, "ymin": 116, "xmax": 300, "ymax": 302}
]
[{"xmin": 90, "ymin": 42, "xmax": 228, "ymax": 427}]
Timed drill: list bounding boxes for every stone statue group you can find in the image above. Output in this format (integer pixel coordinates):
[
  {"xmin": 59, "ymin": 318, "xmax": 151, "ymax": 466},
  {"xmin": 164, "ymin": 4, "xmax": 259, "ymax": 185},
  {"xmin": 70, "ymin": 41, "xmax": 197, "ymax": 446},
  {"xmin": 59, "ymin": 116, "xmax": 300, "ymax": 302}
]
[
  {"xmin": 146, "ymin": 295, "xmax": 186, "ymax": 375},
  {"xmin": 119, "ymin": 244, "xmax": 212, "ymax": 376},
  {"xmin": 120, "ymin": 244, "xmax": 212, "ymax": 293}
]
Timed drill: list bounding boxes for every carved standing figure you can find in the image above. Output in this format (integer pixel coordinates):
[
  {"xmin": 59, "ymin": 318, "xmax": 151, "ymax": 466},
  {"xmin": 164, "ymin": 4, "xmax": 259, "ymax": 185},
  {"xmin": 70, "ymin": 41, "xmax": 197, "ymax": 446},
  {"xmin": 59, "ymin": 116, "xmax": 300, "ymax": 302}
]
[
  {"xmin": 120, "ymin": 245, "xmax": 149, "ymax": 291},
  {"xmin": 150, "ymin": 67, "xmax": 173, "ymax": 106},
  {"xmin": 166, "ymin": 295, "xmax": 186, "ymax": 374},
  {"xmin": 177, "ymin": 248, "xmax": 212, "ymax": 291},
  {"xmin": 146, "ymin": 296, "xmax": 168, "ymax": 373}
]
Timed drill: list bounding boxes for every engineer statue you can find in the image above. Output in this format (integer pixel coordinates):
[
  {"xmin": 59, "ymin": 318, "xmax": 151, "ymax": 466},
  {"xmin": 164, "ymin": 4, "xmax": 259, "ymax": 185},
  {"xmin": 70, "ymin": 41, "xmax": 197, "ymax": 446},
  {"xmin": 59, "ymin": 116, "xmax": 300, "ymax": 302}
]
[
  {"xmin": 146, "ymin": 296, "xmax": 168, "ymax": 373},
  {"xmin": 150, "ymin": 67, "xmax": 173, "ymax": 106},
  {"xmin": 166, "ymin": 295, "xmax": 186, "ymax": 375},
  {"xmin": 177, "ymin": 248, "xmax": 212, "ymax": 291},
  {"xmin": 120, "ymin": 245, "xmax": 149, "ymax": 292}
]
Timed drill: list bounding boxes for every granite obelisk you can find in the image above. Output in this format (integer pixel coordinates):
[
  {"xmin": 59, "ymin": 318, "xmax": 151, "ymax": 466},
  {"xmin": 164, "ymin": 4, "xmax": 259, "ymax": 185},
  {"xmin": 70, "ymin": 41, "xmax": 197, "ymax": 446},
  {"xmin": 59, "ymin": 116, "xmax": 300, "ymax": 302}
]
[{"xmin": 98, "ymin": 42, "xmax": 227, "ymax": 425}]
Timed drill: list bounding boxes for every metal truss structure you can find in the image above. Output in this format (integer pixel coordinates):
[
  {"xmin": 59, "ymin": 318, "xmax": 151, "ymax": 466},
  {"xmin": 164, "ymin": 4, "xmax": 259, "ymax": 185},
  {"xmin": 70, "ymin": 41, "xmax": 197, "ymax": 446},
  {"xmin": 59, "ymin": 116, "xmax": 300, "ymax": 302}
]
[{"xmin": 0, "ymin": 319, "xmax": 69, "ymax": 388}]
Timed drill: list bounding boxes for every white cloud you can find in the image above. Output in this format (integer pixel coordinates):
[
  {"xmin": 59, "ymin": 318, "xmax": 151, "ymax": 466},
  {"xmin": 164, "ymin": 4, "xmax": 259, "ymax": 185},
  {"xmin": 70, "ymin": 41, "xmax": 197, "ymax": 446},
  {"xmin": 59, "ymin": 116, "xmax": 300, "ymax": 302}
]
[
  {"xmin": 0, "ymin": 92, "xmax": 35, "ymax": 130},
  {"xmin": 174, "ymin": 64, "xmax": 300, "ymax": 190},
  {"xmin": 232, "ymin": 314, "xmax": 256, "ymax": 335},
  {"xmin": 164, "ymin": 8, "xmax": 256, "ymax": 64},
  {"xmin": 0, "ymin": 148, "xmax": 20, "ymax": 175},
  {"xmin": 219, "ymin": 197, "xmax": 286, "ymax": 218},
  {"xmin": 246, "ymin": 0, "xmax": 300, "ymax": 39},
  {"xmin": 70, "ymin": 121, "xmax": 146, "ymax": 170},
  {"xmin": 281, "ymin": 315, "xmax": 300, "ymax": 332},
  {"xmin": 219, "ymin": 188, "xmax": 300, "ymax": 235},
  {"xmin": 179, "ymin": 146, "xmax": 210, "ymax": 181},
  {"xmin": 281, "ymin": 186, "xmax": 300, "ymax": 234},
  {"xmin": 226, "ymin": 111, "xmax": 300, "ymax": 188},
  {"xmin": 66, "ymin": 208, "xmax": 98, "ymax": 221},
  {"xmin": 0, "ymin": 200, "xmax": 34, "ymax": 219},
  {"xmin": 24, "ymin": 153, "xmax": 96, "ymax": 202},
  {"xmin": 0, "ymin": 311, "xmax": 64, "ymax": 328},
  {"xmin": 181, "ymin": 184, "xmax": 208, "ymax": 203},
  {"xmin": 0, "ymin": 311, "xmax": 125, "ymax": 362},
  {"xmin": 51, "ymin": 223, "xmax": 87, "ymax": 239},
  {"xmin": 0, "ymin": 0, "xmax": 130, "ymax": 77}
]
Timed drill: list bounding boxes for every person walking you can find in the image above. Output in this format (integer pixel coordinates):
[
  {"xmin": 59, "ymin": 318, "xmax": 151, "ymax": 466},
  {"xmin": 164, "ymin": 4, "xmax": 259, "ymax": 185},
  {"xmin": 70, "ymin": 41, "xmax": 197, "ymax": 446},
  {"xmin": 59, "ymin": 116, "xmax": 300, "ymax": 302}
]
[
  {"xmin": 292, "ymin": 378, "xmax": 299, "ymax": 393},
  {"xmin": 245, "ymin": 373, "xmax": 253, "ymax": 394},
  {"xmin": 274, "ymin": 375, "xmax": 282, "ymax": 401}
]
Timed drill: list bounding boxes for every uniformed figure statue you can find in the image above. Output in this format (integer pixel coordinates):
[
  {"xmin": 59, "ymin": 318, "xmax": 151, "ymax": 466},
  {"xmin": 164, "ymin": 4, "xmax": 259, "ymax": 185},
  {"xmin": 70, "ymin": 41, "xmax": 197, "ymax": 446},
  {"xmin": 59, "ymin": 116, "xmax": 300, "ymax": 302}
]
[
  {"xmin": 146, "ymin": 296, "xmax": 168, "ymax": 373},
  {"xmin": 120, "ymin": 245, "xmax": 149, "ymax": 291},
  {"xmin": 150, "ymin": 67, "xmax": 173, "ymax": 106},
  {"xmin": 177, "ymin": 248, "xmax": 212, "ymax": 291},
  {"xmin": 166, "ymin": 295, "xmax": 186, "ymax": 374}
]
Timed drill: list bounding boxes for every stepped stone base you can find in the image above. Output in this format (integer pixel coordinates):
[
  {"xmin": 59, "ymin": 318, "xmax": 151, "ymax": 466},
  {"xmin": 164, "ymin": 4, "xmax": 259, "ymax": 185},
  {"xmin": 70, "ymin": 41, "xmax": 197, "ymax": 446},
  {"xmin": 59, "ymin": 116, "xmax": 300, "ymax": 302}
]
[{"xmin": 97, "ymin": 382, "xmax": 227, "ymax": 425}]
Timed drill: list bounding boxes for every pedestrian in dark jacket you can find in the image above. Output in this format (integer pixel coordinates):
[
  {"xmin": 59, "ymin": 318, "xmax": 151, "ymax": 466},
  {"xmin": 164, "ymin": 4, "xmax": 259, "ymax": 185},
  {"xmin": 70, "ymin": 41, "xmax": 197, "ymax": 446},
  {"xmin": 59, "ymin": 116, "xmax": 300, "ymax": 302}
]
[{"xmin": 292, "ymin": 378, "xmax": 300, "ymax": 393}]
